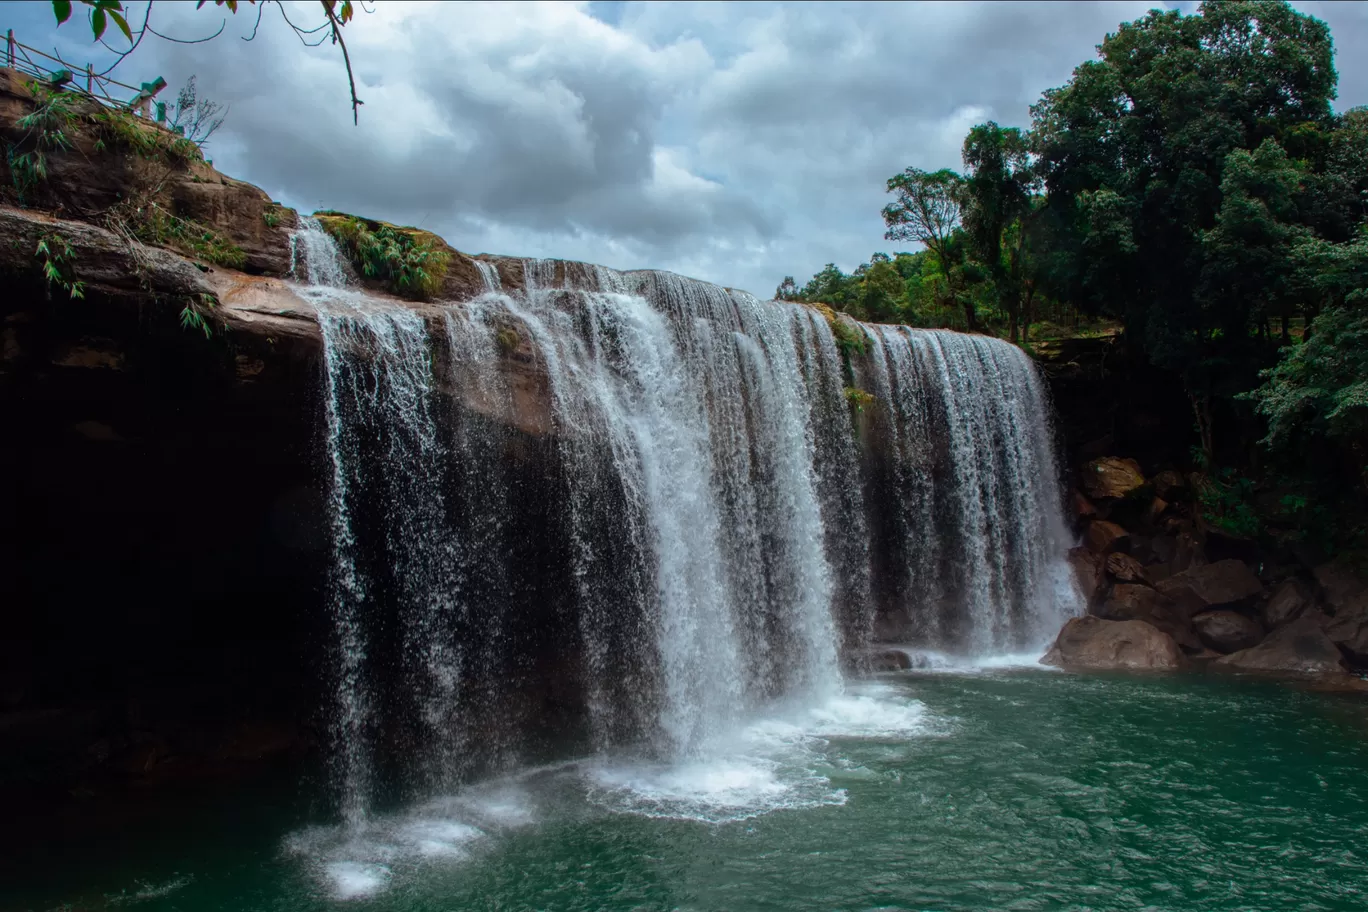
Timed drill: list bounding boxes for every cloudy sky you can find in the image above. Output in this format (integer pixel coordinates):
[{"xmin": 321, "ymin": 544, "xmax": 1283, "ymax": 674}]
[{"xmin": 7, "ymin": 0, "xmax": 1367, "ymax": 297}]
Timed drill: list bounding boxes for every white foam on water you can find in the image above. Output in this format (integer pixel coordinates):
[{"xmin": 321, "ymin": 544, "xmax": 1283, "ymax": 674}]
[
  {"xmin": 879, "ymin": 647, "xmax": 1061, "ymax": 675},
  {"xmin": 106, "ymin": 874, "xmax": 193, "ymax": 905},
  {"xmin": 285, "ymin": 814, "xmax": 485, "ymax": 900},
  {"xmin": 323, "ymin": 862, "xmax": 391, "ymax": 901},
  {"xmin": 412, "ymin": 782, "xmax": 539, "ymax": 830},
  {"xmin": 283, "ymin": 775, "xmax": 545, "ymax": 900},
  {"xmin": 586, "ymin": 683, "xmax": 935, "ymax": 823},
  {"xmin": 397, "ymin": 820, "xmax": 484, "ymax": 859}
]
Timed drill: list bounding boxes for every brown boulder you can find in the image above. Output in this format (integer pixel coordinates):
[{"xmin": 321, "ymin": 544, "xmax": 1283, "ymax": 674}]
[
  {"xmin": 1262, "ymin": 579, "xmax": 1313, "ymax": 630},
  {"xmin": 1312, "ymin": 562, "xmax": 1368, "ymax": 664},
  {"xmin": 1313, "ymin": 561, "xmax": 1367, "ymax": 610},
  {"xmin": 869, "ymin": 649, "xmax": 912, "ymax": 671},
  {"xmin": 1156, "ymin": 559, "xmax": 1263, "ymax": 616},
  {"xmin": 1325, "ymin": 614, "xmax": 1368, "ymax": 666},
  {"xmin": 1169, "ymin": 531, "xmax": 1207, "ymax": 575},
  {"xmin": 1214, "ymin": 617, "xmax": 1348, "ymax": 676},
  {"xmin": 1084, "ymin": 520, "xmax": 1130, "ymax": 555},
  {"xmin": 1105, "ymin": 552, "xmax": 1152, "ymax": 585},
  {"xmin": 1068, "ymin": 547, "xmax": 1106, "ymax": 608},
  {"xmin": 1042, "ymin": 617, "xmax": 1184, "ymax": 670},
  {"xmin": 1071, "ymin": 490, "xmax": 1098, "ymax": 520},
  {"xmin": 1191, "ymin": 610, "xmax": 1264, "ymax": 653},
  {"xmin": 1096, "ymin": 584, "xmax": 1201, "ymax": 652},
  {"xmin": 1152, "ymin": 470, "xmax": 1189, "ymax": 501},
  {"xmin": 1081, "ymin": 457, "xmax": 1145, "ymax": 500}
]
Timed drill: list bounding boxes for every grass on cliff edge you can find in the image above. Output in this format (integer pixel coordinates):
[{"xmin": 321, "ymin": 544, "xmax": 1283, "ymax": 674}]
[{"xmin": 314, "ymin": 211, "xmax": 450, "ymax": 300}]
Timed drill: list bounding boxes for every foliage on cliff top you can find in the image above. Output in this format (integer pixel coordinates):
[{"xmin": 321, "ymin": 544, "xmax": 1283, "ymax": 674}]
[
  {"xmin": 316, "ymin": 211, "xmax": 450, "ymax": 300},
  {"xmin": 131, "ymin": 201, "xmax": 245, "ymax": 269}
]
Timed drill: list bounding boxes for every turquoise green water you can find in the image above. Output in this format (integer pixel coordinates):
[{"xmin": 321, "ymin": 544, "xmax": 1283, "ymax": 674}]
[{"xmin": 9, "ymin": 668, "xmax": 1368, "ymax": 912}]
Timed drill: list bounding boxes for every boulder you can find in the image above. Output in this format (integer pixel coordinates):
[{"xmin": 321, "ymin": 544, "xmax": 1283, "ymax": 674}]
[
  {"xmin": 1071, "ymin": 490, "xmax": 1098, "ymax": 521},
  {"xmin": 1148, "ymin": 529, "xmax": 1206, "ymax": 577},
  {"xmin": 1152, "ymin": 470, "xmax": 1189, "ymax": 501},
  {"xmin": 1068, "ymin": 547, "xmax": 1106, "ymax": 608},
  {"xmin": 1262, "ymin": 579, "xmax": 1313, "ymax": 630},
  {"xmin": 1325, "ymin": 613, "xmax": 1368, "ymax": 666},
  {"xmin": 1096, "ymin": 584, "xmax": 1201, "ymax": 652},
  {"xmin": 1084, "ymin": 520, "xmax": 1130, "ymax": 555},
  {"xmin": 1042, "ymin": 617, "xmax": 1184, "ymax": 671},
  {"xmin": 1314, "ymin": 561, "xmax": 1368, "ymax": 612},
  {"xmin": 1214, "ymin": 617, "xmax": 1348, "ymax": 676},
  {"xmin": 1156, "ymin": 559, "xmax": 1263, "ymax": 616},
  {"xmin": 869, "ymin": 649, "xmax": 912, "ymax": 671},
  {"xmin": 1191, "ymin": 610, "xmax": 1264, "ymax": 653},
  {"xmin": 1313, "ymin": 562, "xmax": 1368, "ymax": 665},
  {"xmin": 1081, "ymin": 457, "xmax": 1145, "ymax": 501},
  {"xmin": 1105, "ymin": 552, "xmax": 1152, "ymax": 585}
]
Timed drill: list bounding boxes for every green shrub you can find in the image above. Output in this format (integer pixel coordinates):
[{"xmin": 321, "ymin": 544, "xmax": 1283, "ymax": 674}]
[
  {"xmin": 831, "ymin": 318, "xmax": 868, "ymax": 357},
  {"xmin": 90, "ymin": 106, "xmax": 202, "ymax": 164},
  {"xmin": 843, "ymin": 386, "xmax": 875, "ymax": 413},
  {"xmin": 495, "ymin": 326, "xmax": 520, "ymax": 354},
  {"xmin": 34, "ymin": 232, "xmax": 84, "ymax": 299},
  {"xmin": 320, "ymin": 214, "xmax": 449, "ymax": 300},
  {"xmin": 134, "ymin": 202, "xmax": 245, "ymax": 269},
  {"xmin": 1195, "ymin": 468, "xmax": 1262, "ymax": 539},
  {"xmin": 179, "ymin": 292, "xmax": 218, "ymax": 339},
  {"xmin": 6, "ymin": 84, "xmax": 78, "ymax": 202}
]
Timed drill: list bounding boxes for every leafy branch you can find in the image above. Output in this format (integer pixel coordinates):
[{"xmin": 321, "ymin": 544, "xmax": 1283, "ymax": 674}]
[
  {"xmin": 35, "ymin": 232, "xmax": 85, "ymax": 299},
  {"xmin": 51, "ymin": 0, "xmax": 366, "ymax": 123}
]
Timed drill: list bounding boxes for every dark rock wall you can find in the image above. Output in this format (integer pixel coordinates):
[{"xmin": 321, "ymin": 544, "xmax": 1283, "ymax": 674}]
[{"xmin": 1, "ymin": 274, "xmax": 328, "ymax": 803}]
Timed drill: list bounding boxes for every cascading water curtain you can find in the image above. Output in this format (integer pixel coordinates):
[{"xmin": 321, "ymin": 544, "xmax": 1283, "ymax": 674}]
[{"xmin": 294, "ymin": 224, "xmax": 1080, "ymax": 819}]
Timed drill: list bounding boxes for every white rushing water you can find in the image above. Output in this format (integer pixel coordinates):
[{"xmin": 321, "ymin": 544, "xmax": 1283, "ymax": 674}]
[{"xmin": 289, "ymin": 221, "xmax": 1080, "ymax": 834}]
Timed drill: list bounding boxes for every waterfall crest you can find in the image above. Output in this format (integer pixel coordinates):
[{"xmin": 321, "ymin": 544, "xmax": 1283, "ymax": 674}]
[{"xmin": 293, "ymin": 221, "xmax": 1079, "ymax": 819}]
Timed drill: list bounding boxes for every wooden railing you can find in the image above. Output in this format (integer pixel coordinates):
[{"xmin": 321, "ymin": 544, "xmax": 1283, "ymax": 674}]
[{"xmin": 4, "ymin": 28, "xmax": 167, "ymax": 119}]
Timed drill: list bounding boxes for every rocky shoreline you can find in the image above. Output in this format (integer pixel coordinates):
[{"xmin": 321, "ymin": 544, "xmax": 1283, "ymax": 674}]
[{"xmin": 1042, "ymin": 455, "xmax": 1368, "ymax": 687}]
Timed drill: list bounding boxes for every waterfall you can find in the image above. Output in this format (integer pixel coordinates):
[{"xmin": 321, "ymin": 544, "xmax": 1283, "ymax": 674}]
[
  {"xmin": 473, "ymin": 260, "xmax": 502, "ymax": 294},
  {"xmin": 859, "ymin": 325, "xmax": 1077, "ymax": 652},
  {"xmin": 291, "ymin": 224, "xmax": 1079, "ymax": 821}
]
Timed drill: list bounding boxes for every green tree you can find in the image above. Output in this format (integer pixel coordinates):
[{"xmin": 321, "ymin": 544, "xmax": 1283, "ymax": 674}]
[
  {"xmin": 961, "ymin": 122, "xmax": 1033, "ymax": 340},
  {"xmin": 1244, "ymin": 228, "xmax": 1368, "ymax": 547},
  {"xmin": 1029, "ymin": 0, "xmax": 1337, "ymax": 460},
  {"xmin": 774, "ymin": 276, "xmax": 801, "ymax": 302},
  {"xmin": 799, "ymin": 263, "xmax": 858, "ymax": 310},
  {"xmin": 882, "ymin": 167, "xmax": 978, "ymax": 330}
]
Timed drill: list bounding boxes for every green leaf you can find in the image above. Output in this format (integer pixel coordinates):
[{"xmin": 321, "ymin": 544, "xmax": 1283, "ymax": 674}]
[
  {"xmin": 53, "ymin": 0, "xmax": 72, "ymax": 25},
  {"xmin": 109, "ymin": 9, "xmax": 132, "ymax": 43},
  {"xmin": 91, "ymin": 7, "xmax": 107, "ymax": 41}
]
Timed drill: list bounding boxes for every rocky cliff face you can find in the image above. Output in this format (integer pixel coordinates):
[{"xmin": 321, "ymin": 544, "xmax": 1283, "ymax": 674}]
[
  {"xmin": 0, "ymin": 68, "xmax": 585, "ymax": 805},
  {"xmin": 4, "ymin": 69, "xmax": 900, "ymax": 804}
]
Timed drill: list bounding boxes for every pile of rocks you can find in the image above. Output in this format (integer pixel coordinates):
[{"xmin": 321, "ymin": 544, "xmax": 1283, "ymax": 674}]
[{"xmin": 1042, "ymin": 457, "xmax": 1368, "ymax": 683}]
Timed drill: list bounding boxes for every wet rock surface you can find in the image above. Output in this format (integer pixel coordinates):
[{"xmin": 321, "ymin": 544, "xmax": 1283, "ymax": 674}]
[
  {"xmin": 1215, "ymin": 617, "xmax": 1348, "ymax": 676},
  {"xmin": 1042, "ymin": 617, "xmax": 1185, "ymax": 670}
]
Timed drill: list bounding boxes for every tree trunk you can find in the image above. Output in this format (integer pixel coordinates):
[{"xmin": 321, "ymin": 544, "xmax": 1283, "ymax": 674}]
[
  {"xmin": 962, "ymin": 297, "xmax": 980, "ymax": 333},
  {"xmin": 1189, "ymin": 389, "xmax": 1214, "ymax": 467}
]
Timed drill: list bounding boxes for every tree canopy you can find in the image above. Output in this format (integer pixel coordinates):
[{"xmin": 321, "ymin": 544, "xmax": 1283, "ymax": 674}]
[{"xmin": 780, "ymin": 0, "xmax": 1367, "ymax": 552}]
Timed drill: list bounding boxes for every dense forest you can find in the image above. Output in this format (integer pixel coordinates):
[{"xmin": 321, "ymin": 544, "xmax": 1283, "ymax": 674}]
[{"xmin": 779, "ymin": 0, "xmax": 1368, "ymax": 559}]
